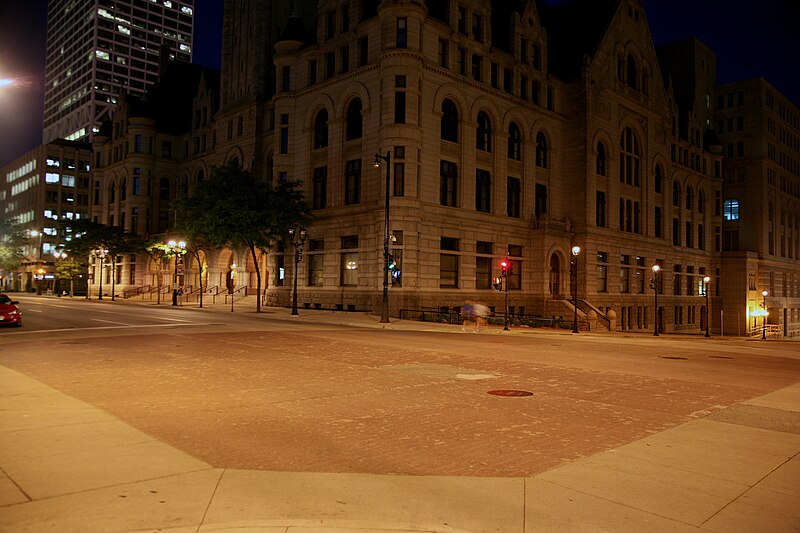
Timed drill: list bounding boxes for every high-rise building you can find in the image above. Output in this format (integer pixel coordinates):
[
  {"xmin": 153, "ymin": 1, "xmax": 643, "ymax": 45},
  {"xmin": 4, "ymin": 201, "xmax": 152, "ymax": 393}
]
[
  {"xmin": 43, "ymin": 0, "xmax": 195, "ymax": 144},
  {"xmin": 715, "ymin": 78, "xmax": 800, "ymax": 337}
]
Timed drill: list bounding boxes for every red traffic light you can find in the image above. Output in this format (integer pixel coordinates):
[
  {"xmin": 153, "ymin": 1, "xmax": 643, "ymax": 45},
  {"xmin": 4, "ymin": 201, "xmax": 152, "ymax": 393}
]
[{"xmin": 500, "ymin": 258, "xmax": 510, "ymax": 276}]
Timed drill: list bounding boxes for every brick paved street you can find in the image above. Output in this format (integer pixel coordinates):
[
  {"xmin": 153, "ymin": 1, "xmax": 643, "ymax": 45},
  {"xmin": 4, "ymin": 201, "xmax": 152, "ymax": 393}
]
[{"xmin": 3, "ymin": 323, "xmax": 798, "ymax": 478}]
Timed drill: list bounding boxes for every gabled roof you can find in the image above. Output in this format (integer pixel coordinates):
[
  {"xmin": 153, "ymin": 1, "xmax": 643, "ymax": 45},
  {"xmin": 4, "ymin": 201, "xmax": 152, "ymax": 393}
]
[
  {"xmin": 127, "ymin": 61, "xmax": 219, "ymax": 135},
  {"xmin": 537, "ymin": 0, "xmax": 620, "ymax": 80}
]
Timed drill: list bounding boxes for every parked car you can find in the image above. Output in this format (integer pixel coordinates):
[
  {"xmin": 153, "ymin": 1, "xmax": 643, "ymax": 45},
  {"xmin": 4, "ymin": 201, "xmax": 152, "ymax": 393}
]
[{"xmin": 0, "ymin": 294, "xmax": 22, "ymax": 326}]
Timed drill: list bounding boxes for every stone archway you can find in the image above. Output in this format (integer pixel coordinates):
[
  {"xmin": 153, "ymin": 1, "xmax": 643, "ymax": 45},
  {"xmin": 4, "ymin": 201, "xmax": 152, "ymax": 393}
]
[{"xmin": 549, "ymin": 253, "xmax": 561, "ymax": 297}]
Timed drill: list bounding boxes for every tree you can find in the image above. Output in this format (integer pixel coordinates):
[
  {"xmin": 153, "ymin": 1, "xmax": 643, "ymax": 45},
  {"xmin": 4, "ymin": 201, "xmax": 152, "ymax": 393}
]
[
  {"xmin": 0, "ymin": 216, "xmax": 26, "ymax": 289},
  {"xmin": 174, "ymin": 161, "xmax": 311, "ymax": 312},
  {"xmin": 63, "ymin": 220, "xmax": 146, "ymax": 300},
  {"xmin": 54, "ymin": 256, "xmax": 83, "ymax": 297}
]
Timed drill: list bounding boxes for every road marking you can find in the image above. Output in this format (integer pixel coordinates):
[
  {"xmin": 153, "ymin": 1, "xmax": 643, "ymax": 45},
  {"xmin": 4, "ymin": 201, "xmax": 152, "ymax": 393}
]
[
  {"xmin": 92, "ymin": 318, "xmax": 129, "ymax": 325},
  {"xmin": 0, "ymin": 323, "xmax": 223, "ymax": 336}
]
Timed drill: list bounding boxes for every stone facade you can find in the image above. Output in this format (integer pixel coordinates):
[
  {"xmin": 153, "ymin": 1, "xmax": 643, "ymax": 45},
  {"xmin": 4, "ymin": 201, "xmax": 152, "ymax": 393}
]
[{"xmin": 74, "ymin": 0, "xmax": 798, "ymax": 336}]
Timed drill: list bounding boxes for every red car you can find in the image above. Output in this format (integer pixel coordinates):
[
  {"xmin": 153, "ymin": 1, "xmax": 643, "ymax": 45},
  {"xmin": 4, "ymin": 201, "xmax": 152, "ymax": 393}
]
[{"xmin": 0, "ymin": 294, "xmax": 22, "ymax": 326}]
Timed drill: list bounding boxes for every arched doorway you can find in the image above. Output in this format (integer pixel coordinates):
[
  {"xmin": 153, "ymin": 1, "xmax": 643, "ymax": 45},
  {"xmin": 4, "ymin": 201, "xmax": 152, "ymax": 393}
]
[{"xmin": 549, "ymin": 254, "xmax": 561, "ymax": 297}]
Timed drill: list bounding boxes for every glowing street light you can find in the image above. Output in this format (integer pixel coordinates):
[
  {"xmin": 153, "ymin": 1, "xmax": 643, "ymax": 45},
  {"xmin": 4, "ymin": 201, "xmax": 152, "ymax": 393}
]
[
  {"xmin": 702, "ymin": 276, "xmax": 711, "ymax": 337},
  {"xmin": 372, "ymin": 151, "xmax": 391, "ymax": 324},
  {"xmin": 166, "ymin": 240, "xmax": 187, "ymax": 306},
  {"xmin": 650, "ymin": 264, "xmax": 661, "ymax": 336},
  {"xmin": 571, "ymin": 245, "xmax": 581, "ymax": 333},
  {"xmin": 229, "ymin": 263, "xmax": 236, "ymax": 312}
]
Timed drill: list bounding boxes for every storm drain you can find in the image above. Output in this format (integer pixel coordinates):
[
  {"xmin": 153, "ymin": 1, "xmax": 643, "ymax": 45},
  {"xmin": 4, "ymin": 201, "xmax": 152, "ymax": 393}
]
[
  {"xmin": 487, "ymin": 389, "xmax": 534, "ymax": 397},
  {"xmin": 660, "ymin": 356, "xmax": 689, "ymax": 360}
]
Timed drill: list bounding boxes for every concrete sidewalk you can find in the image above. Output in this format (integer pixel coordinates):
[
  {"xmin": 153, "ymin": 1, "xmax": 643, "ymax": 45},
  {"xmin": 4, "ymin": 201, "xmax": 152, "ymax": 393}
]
[{"xmin": 1, "ymin": 362, "xmax": 799, "ymax": 532}]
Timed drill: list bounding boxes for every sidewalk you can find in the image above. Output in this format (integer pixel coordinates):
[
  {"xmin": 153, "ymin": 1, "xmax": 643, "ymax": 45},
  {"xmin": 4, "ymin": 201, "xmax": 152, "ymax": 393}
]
[{"xmin": 1, "ymin": 360, "xmax": 799, "ymax": 531}]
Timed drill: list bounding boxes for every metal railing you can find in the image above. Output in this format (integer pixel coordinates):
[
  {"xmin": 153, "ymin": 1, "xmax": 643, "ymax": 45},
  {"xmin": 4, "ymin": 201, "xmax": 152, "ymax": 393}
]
[
  {"xmin": 750, "ymin": 324, "xmax": 782, "ymax": 338},
  {"xmin": 399, "ymin": 308, "xmax": 589, "ymax": 331},
  {"xmin": 123, "ymin": 285, "xmax": 150, "ymax": 299}
]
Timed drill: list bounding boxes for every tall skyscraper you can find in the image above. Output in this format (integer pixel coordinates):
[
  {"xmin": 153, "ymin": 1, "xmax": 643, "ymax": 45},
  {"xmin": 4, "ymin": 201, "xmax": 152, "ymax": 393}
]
[{"xmin": 43, "ymin": 0, "xmax": 195, "ymax": 144}]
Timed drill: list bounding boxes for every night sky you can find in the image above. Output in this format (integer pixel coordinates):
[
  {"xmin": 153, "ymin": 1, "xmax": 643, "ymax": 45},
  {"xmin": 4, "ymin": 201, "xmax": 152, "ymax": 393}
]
[{"xmin": 1, "ymin": 0, "xmax": 798, "ymax": 167}]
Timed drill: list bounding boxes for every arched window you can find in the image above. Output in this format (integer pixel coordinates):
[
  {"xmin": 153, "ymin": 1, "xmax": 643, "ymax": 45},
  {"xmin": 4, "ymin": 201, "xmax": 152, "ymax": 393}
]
[
  {"xmin": 182, "ymin": 177, "xmax": 190, "ymax": 196},
  {"xmin": 476, "ymin": 111, "xmax": 492, "ymax": 152},
  {"xmin": 672, "ymin": 181, "xmax": 681, "ymax": 207},
  {"xmin": 440, "ymin": 99, "xmax": 459, "ymax": 142},
  {"xmin": 535, "ymin": 132, "xmax": 548, "ymax": 168},
  {"xmin": 685, "ymin": 186, "xmax": 693, "ymax": 210},
  {"xmin": 345, "ymin": 98, "xmax": 362, "ymax": 141},
  {"xmin": 109, "ymin": 182, "xmax": 116, "ymax": 203},
  {"xmin": 723, "ymin": 199, "xmax": 739, "ymax": 220},
  {"xmin": 619, "ymin": 127, "xmax": 640, "ymax": 186},
  {"xmin": 120, "ymin": 178, "xmax": 127, "ymax": 201},
  {"xmin": 313, "ymin": 109, "xmax": 328, "ymax": 149},
  {"xmin": 596, "ymin": 142, "xmax": 607, "ymax": 175},
  {"xmin": 507, "ymin": 122, "xmax": 521, "ymax": 160},
  {"xmin": 626, "ymin": 54, "xmax": 637, "ymax": 90},
  {"xmin": 196, "ymin": 169, "xmax": 205, "ymax": 184},
  {"xmin": 159, "ymin": 178, "xmax": 170, "ymax": 201},
  {"xmin": 654, "ymin": 165, "xmax": 663, "ymax": 193}
]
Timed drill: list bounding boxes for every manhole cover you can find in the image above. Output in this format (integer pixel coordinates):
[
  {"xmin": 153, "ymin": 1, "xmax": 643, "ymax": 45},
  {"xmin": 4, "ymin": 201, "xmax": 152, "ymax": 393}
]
[
  {"xmin": 660, "ymin": 356, "xmax": 688, "ymax": 360},
  {"xmin": 487, "ymin": 389, "xmax": 534, "ymax": 397}
]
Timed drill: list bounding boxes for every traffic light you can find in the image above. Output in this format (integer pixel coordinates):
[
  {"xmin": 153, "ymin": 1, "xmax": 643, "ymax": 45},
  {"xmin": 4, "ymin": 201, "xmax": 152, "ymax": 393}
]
[
  {"xmin": 388, "ymin": 254, "xmax": 401, "ymax": 285},
  {"xmin": 493, "ymin": 276, "xmax": 503, "ymax": 291},
  {"xmin": 500, "ymin": 258, "xmax": 510, "ymax": 277}
]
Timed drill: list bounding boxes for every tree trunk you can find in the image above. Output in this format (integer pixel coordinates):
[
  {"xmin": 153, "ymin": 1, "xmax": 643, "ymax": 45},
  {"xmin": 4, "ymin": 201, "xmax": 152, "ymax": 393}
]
[
  {"xmin": 249, "ymin": 243, "xmax": 261, "ymax": 313},
  {"xmin": 194, "ymin": 251, "xmax": 204, "ymax": 308}
]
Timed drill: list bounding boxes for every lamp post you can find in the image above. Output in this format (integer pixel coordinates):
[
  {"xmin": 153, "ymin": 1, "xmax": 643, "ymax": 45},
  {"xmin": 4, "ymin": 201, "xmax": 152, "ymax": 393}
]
[
  {"xmin": 761, "ymin": 290, "xmax": 768, "ymax": 340},
  {"xmin": 229, "ymin": 263, "xmax": 236, "ymax": 312},
  {"xmin": 167, "ymin": 240, "xmax": 186, "ymax": 306},
  {"xmin": 29, "ymin": 229, "xmax": 43, "ymax": 294},
  {"xmin": 53, "ymin": 251, "xmax": 68, "ymax": 297},
  {"xmin": 571, "ymin": 245, "xmax": 581, "ymax": 333},
  {"xmin": 651, "ymin": 264, "xmax": 661, "ymax": 336},
  {"xmin": 373, "ymin": 151, "xmax": 391, "ymax": 324},
  {"xmin": 703, "ymin": 275, "xmax": 711, "ymax": 337},
  {"xmin": 288, "ymin": 227, "xmax": 308, "ymax": 316},
  {"xmin": 94, "ymin": 248, "xmax": 108, "ymax": 300}
]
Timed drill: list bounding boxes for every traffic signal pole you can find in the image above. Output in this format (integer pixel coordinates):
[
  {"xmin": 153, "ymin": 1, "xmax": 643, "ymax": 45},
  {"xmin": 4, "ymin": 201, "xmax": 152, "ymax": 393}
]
[{"xmin": 502, "ymin": 257, "xmax": 510, "ymax": 331}]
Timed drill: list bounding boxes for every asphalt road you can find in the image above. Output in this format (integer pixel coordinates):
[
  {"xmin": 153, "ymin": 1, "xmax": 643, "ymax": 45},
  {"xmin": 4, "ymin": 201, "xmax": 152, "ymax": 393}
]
[{"xmin": 2, "ymin": 295, "xmax": 799, "ymax": 478}]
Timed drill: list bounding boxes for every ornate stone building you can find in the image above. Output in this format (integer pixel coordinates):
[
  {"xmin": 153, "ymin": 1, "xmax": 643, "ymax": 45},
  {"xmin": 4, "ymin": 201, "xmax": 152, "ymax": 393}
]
[{"xmin": 81, "ymin": 0, "xmax": 799, "ymax": 336}]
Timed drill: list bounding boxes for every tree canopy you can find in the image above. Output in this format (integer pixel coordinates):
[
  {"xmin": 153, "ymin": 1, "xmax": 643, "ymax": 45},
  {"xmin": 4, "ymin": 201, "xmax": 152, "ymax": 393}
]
[
  {"xmin": 173, "ymin": 161, "xmax": 311, "ymax": 312},
  {"xmin": 0, "ymin": 216, "xmax": 26, "ymax": 278}
]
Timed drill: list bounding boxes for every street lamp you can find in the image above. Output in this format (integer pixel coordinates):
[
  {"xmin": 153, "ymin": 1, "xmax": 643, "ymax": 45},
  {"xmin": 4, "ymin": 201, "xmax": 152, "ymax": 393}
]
[
  {"xmin": 93, "ymin": 248, "xmax": 109, "ymax": 300},
  {"xmin": 373, "ymin": 151, "xmax": 391, "ymax": 324},
  {"xmin": 761, "ymin": 290, "xmax": 769, "ymax": 340},
  {"xmin": 29, "ymin": 229, "xmax": 43, "ymax": 294},
  {"xmin": 703, "ymin": 275, "xmax": 711, "ymax": 337},
  {"xmin": 650, "ymin": 264, "xmax": 661, "ymax": 336},
  {"xmin": 54, "ymin": 251, "xmax": 69, "ymax": 297},
  {"xmin": 167, "ymin": 240, "xmax": 186, "ymax": 306},
  {"xmin": 229, "ymin": 263, "xmax": 236, "ymax": 312},
  {"xmin": 288, "ymin": 227, "xmax": 308, "ymax": 316},
  {"xmin": 571, "ymin": 245, "xmax": 581, "ymax": 333}
]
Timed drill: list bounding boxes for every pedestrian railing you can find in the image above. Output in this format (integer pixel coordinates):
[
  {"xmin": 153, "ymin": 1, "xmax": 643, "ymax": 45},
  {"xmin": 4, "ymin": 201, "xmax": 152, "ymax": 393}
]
[
  {"xmin": 399, "ymin": 308, "xmax": 588, "ymax": 331},
  {"xmin": 750, "ymin": 324, "xmax": 783, "ymax": 338},
  {"xmin": 123, "ymin": 285, "xmax": 149, "ymax": 298}
]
